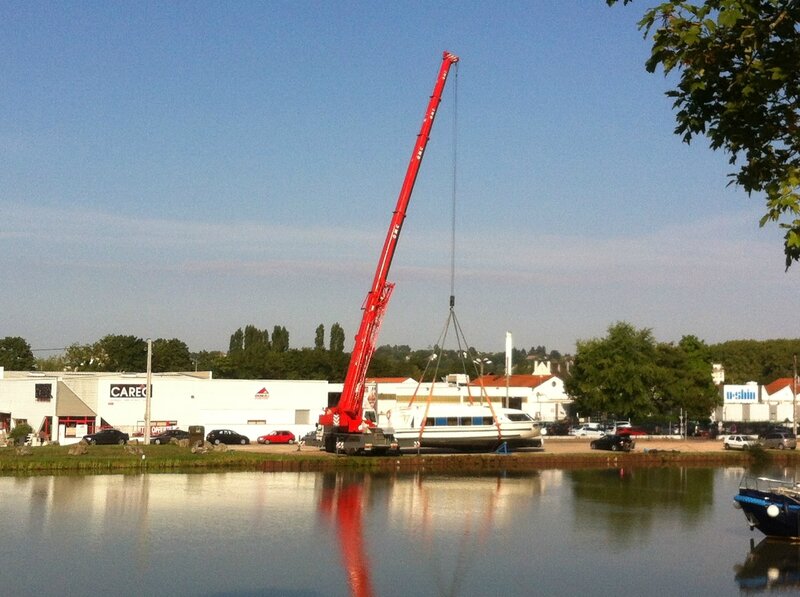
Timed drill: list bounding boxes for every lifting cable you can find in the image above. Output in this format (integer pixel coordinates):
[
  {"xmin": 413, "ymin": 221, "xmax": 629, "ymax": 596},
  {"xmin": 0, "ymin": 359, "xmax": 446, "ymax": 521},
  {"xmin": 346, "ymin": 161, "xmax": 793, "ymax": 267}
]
[{"xmin": 410, "ymin": 60, "xmax": 502, "ymax": 436}]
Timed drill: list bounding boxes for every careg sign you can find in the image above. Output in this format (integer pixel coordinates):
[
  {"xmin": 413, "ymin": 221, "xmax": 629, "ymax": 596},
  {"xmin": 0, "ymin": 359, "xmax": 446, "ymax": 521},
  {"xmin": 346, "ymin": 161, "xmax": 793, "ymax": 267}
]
[{"xmin": 109, "ymin": 384, "xmax": 152, "ymax": 399}]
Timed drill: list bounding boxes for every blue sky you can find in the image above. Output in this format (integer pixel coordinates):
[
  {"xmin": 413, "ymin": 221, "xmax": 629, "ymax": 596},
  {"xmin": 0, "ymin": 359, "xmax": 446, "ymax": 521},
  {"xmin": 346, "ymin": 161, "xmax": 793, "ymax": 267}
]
[{"xmin": 1, "ymin": 1, "xmax": 797, "ymax": 356}]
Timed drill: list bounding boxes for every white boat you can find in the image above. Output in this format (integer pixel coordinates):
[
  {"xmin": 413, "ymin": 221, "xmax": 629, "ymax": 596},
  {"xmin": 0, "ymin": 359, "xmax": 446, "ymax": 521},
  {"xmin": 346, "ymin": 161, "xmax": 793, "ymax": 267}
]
[{"xmin": 388, "ymin": 403, "xmax": 543, "ymax": 451}]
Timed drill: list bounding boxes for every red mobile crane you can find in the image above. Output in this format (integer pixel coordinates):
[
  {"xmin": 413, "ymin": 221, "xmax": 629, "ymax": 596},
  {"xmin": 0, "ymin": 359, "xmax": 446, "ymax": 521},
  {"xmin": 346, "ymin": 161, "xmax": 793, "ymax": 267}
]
[{"xmin": 318, "ymin": 51, "xmax": 459, "ymax": 454}]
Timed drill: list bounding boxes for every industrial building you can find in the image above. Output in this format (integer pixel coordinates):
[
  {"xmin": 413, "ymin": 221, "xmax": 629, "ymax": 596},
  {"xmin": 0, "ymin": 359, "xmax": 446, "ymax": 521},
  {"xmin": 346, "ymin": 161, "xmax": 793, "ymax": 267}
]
[
  {"xmin": 0, "ymin": 368, "xmax": 330, "ymax": 444},
  {"xmin": 715, "ymin": 378, "xmax": 799, "ymax": 426},
  {"xmin": 0, "ymin": 365, "xmax": 572, "ymax": 444}
]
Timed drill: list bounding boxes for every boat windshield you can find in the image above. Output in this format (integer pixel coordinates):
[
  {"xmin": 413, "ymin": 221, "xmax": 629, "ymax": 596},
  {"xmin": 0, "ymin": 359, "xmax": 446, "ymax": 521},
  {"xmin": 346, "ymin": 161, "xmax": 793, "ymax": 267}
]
[{"xmin": 506, "ymin": 412, "xmax": 533, "ymax": 422}]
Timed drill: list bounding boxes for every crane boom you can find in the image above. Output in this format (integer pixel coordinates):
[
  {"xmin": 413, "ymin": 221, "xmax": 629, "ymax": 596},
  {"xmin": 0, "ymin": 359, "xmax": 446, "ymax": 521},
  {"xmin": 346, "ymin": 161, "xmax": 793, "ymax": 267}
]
[{"xmin": 318, "ymin": 51, "xmax": 459, "ymax": 449}]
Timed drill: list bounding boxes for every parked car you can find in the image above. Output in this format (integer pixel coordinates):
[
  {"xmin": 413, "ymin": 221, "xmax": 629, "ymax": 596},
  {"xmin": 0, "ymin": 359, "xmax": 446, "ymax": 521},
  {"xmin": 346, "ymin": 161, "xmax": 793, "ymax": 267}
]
[
  {"xmin": 543, "ymin": 422, "xmax": 571, "ymax": 436},
  {"xmin": 617, "ymin": 426, "xmax": 648, "ymax": 437},
  {"xmin": 150, "ymin": 429, "xmax": 189, "ymax": 445},
  {"xmin": 590, "ymin": 434, "xmax": 635, "ymax": 452},
  {"xmin": 206, "ymin": 429, "xmax": 250, "ymax": 445},
  {"xmin": 257, "ymin": 430, "xmax": 296, "ymax": 445},
  {"xmin": 300, "ymin": 430, "xmax": 318, "ymax": 444},
  {"xmin": 723, "ymin": 434, "xmax": 760, "ymax": 450},
  {"xmin": 570, "ymin": 424, "xmax": 605, "ymax": 438},
  {"xmin": 83, "ymin": 428, "xmax": 129, "ymax": 445},
  {"xmin": 760, "ymin": 431, "xmax": 797, "ymax": 450}
]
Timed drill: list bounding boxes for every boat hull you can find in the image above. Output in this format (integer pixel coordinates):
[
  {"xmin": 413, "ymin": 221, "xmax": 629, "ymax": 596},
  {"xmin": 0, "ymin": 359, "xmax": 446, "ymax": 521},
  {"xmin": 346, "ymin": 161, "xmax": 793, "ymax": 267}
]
[
  {"xmin": 735, "ymin": 488, "xmax": 800, "ymax": 538},
  {"xmin": 390, "ymin": 405, "xmax": 542, "ymax": 451}
]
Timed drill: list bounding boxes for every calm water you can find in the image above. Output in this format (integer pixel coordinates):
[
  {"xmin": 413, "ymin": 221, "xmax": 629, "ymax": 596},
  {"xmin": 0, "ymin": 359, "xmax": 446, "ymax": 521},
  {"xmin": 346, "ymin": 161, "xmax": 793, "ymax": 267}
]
[{"xmin": 1, "ymin": 465, "xmax": 797, "ymax": 596}]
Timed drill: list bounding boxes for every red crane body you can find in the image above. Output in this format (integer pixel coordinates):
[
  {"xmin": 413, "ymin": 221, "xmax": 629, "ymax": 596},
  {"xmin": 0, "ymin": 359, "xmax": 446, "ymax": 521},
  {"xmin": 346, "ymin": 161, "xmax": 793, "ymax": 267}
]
[{"xmin": 318, "ymin": 52, "xmax": 459, "ymax": 448}]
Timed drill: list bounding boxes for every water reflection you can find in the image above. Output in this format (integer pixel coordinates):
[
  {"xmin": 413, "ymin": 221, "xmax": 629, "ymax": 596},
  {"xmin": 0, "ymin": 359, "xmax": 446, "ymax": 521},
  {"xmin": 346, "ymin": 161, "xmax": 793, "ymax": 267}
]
[
  {"xmin": 735, "ymin": 538, "xmax": 800, "ymax": 592},
  {"xmin": 316, "ymin": 472, "xmax": 544, "ymax": 597},
  {"xmin": 0, "ymin": 468, "xmax": 775, "ymax": 596},
  {"xmin": 567, "ymin": 467, "xmax": 715, "ymax": 544}
]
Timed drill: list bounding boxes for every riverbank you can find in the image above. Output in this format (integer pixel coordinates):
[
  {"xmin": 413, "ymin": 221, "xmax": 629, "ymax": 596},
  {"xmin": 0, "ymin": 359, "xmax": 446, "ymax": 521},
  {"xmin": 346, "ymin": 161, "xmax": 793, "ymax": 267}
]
[{"xmin": 2, "ymin": 437, "xmax": 797, "ymax": 475}]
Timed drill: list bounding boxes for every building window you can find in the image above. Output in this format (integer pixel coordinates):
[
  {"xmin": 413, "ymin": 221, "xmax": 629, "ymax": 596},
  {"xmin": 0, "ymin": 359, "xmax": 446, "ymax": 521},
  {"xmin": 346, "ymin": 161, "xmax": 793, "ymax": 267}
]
[
  {"xmin": 295, "ymin": 410, "xmax": 310, "ymax": 425},
  {"xmin": 35, "ymin": 384, "xmax": 52, "ymax": 402}
]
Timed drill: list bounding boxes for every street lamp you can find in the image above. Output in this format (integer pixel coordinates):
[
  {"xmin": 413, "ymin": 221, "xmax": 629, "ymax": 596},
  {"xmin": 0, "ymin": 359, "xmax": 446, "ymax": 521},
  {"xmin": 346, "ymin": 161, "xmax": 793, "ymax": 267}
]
[{"xmin": 473, "ymin": 357, "xmax": 491, "ymax": 378}]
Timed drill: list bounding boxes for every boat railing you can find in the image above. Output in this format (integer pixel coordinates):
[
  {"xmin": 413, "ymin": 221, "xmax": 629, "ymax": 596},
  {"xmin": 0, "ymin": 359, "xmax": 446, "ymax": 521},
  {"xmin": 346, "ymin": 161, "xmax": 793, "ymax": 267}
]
[{"xmin": 740, "ymin": 475, "xmax": 800, "ymax": 498}]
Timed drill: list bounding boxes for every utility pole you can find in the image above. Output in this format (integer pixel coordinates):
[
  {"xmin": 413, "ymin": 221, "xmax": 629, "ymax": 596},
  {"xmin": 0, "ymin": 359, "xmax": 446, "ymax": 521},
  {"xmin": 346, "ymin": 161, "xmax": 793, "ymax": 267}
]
[
  {"xmin": 505, "ymin": 331, "xmax": 512, "ymax": 408},
  {"xmin": 144, "ymin": 339, "xmax": 152, "ymax": 444},
  {"xmin": 793, "ymin": 353, "xmax": 797, "ymax": 437}
]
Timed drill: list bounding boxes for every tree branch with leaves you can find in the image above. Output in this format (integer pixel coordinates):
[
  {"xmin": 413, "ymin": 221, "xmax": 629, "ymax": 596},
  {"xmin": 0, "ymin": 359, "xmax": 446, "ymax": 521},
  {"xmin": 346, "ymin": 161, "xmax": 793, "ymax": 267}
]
[{"xmin": 610, "ymin": 0, "xmax": 800, "ymax": 268}]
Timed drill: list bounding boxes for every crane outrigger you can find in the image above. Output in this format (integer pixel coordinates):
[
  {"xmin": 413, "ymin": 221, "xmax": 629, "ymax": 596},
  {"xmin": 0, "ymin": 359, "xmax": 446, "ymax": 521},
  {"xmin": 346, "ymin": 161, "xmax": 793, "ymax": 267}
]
[{"xmin": 317, "ymin": 51, "xmax": 459, "ymax": 454}]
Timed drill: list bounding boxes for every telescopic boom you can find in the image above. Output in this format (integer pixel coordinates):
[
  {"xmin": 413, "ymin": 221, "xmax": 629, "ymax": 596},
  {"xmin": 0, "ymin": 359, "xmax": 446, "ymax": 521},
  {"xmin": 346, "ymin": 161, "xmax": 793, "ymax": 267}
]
[{"xmin": 318, "ymin": 52, "xmax": 459, "ymax": 444}]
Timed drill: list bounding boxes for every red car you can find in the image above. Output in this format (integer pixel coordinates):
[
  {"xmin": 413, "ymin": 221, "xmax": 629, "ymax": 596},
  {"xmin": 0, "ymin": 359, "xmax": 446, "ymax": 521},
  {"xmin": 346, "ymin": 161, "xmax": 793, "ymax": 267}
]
[
  {"xmin": 257, "ymin": 430, "xmax": 296, "ymax": 445},
  {"xmin": 618, "ymin": 426, "xmax": 648, "ymax": 436}
]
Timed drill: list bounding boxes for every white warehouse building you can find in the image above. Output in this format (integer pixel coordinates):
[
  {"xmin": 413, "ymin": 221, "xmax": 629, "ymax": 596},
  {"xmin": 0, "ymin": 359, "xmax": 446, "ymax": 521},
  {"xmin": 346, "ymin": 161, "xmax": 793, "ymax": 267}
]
[
  {"xmin": 714, "ymin": 378, "xmax": 799, "ymax": 425},
  {"xmin": 0, "ymin": 369, "xmax": 330, "ymax": 444}
]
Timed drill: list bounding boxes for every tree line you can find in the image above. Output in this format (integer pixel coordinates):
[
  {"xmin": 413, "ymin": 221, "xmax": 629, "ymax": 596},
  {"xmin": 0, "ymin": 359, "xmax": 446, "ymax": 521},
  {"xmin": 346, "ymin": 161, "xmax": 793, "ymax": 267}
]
[
  {"xmin": 2, "ymin": 323, "xmax": 799, "ymax": 421},
  {"xmin": 566, "ymin": 322, "xmax": 800, "ymax": 424}
]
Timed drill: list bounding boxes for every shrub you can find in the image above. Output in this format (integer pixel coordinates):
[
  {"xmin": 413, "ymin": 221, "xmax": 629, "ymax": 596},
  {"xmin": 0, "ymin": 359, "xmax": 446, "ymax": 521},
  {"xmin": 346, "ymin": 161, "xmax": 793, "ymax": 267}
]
[{"xmin": 9, "ymin": 423, "xmax": 33, "ymax": 446}]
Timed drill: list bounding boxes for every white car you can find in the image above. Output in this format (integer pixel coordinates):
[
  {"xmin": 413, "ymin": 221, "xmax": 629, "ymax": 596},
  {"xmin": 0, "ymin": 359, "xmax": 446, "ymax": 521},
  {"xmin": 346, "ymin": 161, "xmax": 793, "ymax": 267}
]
[
  {"xmin": 570, "ymin": 425, "xmax": 605, "ymax": 438},
  {"xmin": 723, "ymin": 434, "xmax": 759, "ymax": 450}
]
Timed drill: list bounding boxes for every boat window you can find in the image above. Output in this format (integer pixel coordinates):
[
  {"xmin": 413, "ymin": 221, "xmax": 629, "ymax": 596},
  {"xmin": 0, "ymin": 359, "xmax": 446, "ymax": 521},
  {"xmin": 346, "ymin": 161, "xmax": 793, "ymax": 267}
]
[
  {"xmin": 482, "ymin": 417, "xmax": 494, "ymax": 425},
  {"xmin": 506, "ymin": 413, "xmax": 533, "ymax": 422},
  {"xmin": 446, "ymin": 417, "xmax": 458, "ymax": 426},
  {"xmin": 425, "ymin": 417, "xmax": 435, "ymax": 427},
  {"xmin": 473, "ymin": 417, "xmax": 484, "ymax": 426},
  {"xmin": 435, "ymin": 417, "xmax": 447, "ymax": 426},
  {"xmin": 460, "ymin": 417, "xmax": 472, "ymax": 426}
]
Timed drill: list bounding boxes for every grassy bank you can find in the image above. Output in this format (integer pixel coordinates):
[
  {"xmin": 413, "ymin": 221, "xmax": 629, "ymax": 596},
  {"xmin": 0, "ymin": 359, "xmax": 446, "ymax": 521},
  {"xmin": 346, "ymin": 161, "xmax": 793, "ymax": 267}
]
[{"xmin": 3, "ymin": 443, "xmax": 799, "ymax": 475}]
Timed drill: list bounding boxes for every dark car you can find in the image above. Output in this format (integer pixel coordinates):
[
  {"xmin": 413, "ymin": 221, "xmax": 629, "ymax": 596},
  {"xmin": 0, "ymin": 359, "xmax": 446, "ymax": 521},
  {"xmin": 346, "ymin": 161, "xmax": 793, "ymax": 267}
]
[
  {"xmin": 150, "ymin": 429, "xmax": 190, "ymax": 445},
  {"xmin": 206, "ymin": 429, "xmax": 250, "ymax": 445},
  {"xmin": 590, "ymin": 434, "xmax": 635, "ymax": 452},
  {"xmin": 83, "ymin": 428, "xmax": 129, "ymax": 445},
  {"xmin": 544, "ymin": 422, "xmax": 571, "ymax": 436},
  {"xmin": 257, "ymin": 430, "xmax": 296, "ymax": 445}
]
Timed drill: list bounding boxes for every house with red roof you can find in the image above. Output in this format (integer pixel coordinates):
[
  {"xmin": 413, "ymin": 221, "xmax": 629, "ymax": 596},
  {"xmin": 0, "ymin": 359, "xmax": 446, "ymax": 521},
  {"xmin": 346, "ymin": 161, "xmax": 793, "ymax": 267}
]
[{"xmin": 717, "ymin": 378, "xmax": 799, "ymax": 425}]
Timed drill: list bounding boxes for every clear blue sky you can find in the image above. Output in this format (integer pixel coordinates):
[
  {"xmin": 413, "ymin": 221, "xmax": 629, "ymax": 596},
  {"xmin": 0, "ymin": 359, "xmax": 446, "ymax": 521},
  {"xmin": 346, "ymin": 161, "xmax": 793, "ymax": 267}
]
[{"xmin": 1, "ymin": 1, "xmax": 797, "ymax": 356}]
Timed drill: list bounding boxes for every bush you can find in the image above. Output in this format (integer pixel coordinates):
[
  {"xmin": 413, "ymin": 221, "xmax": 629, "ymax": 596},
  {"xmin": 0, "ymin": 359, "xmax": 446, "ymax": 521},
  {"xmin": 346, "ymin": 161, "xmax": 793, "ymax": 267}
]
[{"xmin": 9, "ymin": 423, "xmax": 33, "ymax": 446}]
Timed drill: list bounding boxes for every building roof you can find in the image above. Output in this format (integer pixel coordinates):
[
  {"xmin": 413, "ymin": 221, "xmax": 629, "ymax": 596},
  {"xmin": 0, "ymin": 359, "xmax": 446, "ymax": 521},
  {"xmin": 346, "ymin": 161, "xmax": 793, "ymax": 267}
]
[
  {"xmin": 765, "ymin": 377, "xmax": 799, "ymax": 395},
  {"xmin": 55, "ymin": 381, "xmax": 96, "ymax": 417},
  {"xmin": 469, "ymin": 374, "xmax": 556, "ymax": 388},
  {"xmin": 368, "ymin": 377, "xmax": 416, "ymax": 384}
]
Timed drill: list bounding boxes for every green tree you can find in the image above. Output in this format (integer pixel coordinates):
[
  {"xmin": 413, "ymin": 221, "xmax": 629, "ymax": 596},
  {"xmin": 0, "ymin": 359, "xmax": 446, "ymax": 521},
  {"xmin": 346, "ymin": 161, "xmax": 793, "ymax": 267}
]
[
  {"xmin": 0, "ymin": 336, "xmax": 35, "ymax": 370},
  {"xmin": 229, "ymin": 328, "xmax": 244, "ymax": 355},
  {"xmin": 610, "ymin": 0, "xmax": 800, "ymax": 267},
  {"xmin": 654, "ymin": 335, "xmax": 720, "ymax": 419},
  {"xmin": 330, "ymin": 323, "xmax": 346, "ymax": 353},
  {"xmin": 271, "ymin": 326, "xmax": 290, "ymax": 352},
  {"xmin": 314, "ymin": 324, "xmax": 325, "ymax": 350},
  {"xmin": 152, "ymin": 338, "xmax": 193, "ymax": 372},
  {"xmin": 191, "ymin": 350, "xmax": 226, "ymax": 372},
  {"xmin": 709, "ymin": 338, "xmax": 800, "ymax": 383},
  {"xmin": 566, "ymin": 322, "xmax": 660, "ymax": 419},
  {"xmin": 34, "ymin": 353, "xmax": 65, "ymax": 372},
  {"xmin": 97, "ymin": 335, "xmax": 147, "ymax": 371},
  {"xmin": 244, "ymin": 324, "xmax": 270, "ymax": 351},
  {"xmin": 63, "ymin": 342, "xmax": 104, "ymax": 371}
]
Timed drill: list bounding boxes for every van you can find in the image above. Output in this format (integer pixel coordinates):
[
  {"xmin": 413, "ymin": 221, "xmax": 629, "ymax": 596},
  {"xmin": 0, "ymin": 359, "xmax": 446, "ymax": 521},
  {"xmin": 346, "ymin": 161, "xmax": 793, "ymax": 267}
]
[{"xmin": 761, "ymin": 431, "xmax": 797, "ymax": 450}]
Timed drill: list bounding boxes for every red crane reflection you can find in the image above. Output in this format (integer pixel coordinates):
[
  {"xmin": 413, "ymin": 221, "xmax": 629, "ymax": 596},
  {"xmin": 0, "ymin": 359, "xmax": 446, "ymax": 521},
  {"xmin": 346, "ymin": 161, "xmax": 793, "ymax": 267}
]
[{"xmin": 318, "ymin": 474, "xmax": 374, "ymax": 597}]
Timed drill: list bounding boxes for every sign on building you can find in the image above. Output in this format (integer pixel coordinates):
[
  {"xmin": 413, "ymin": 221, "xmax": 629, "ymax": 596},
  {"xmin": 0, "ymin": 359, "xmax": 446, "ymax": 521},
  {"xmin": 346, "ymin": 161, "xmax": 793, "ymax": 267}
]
[
  {"xmin": 724, "ymin": 385, "xmax": 758, "ymax": 403},
  {"xmin": 109, "ymin": 384, "xmax": 152, "ymax": 398}
]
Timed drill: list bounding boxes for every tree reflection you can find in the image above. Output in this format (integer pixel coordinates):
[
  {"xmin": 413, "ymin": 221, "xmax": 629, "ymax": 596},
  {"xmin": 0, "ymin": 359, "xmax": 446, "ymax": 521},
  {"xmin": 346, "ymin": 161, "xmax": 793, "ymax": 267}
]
[{"xmin": 567, "ymin": 467, "xmax": 715, "ymax": 543}]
